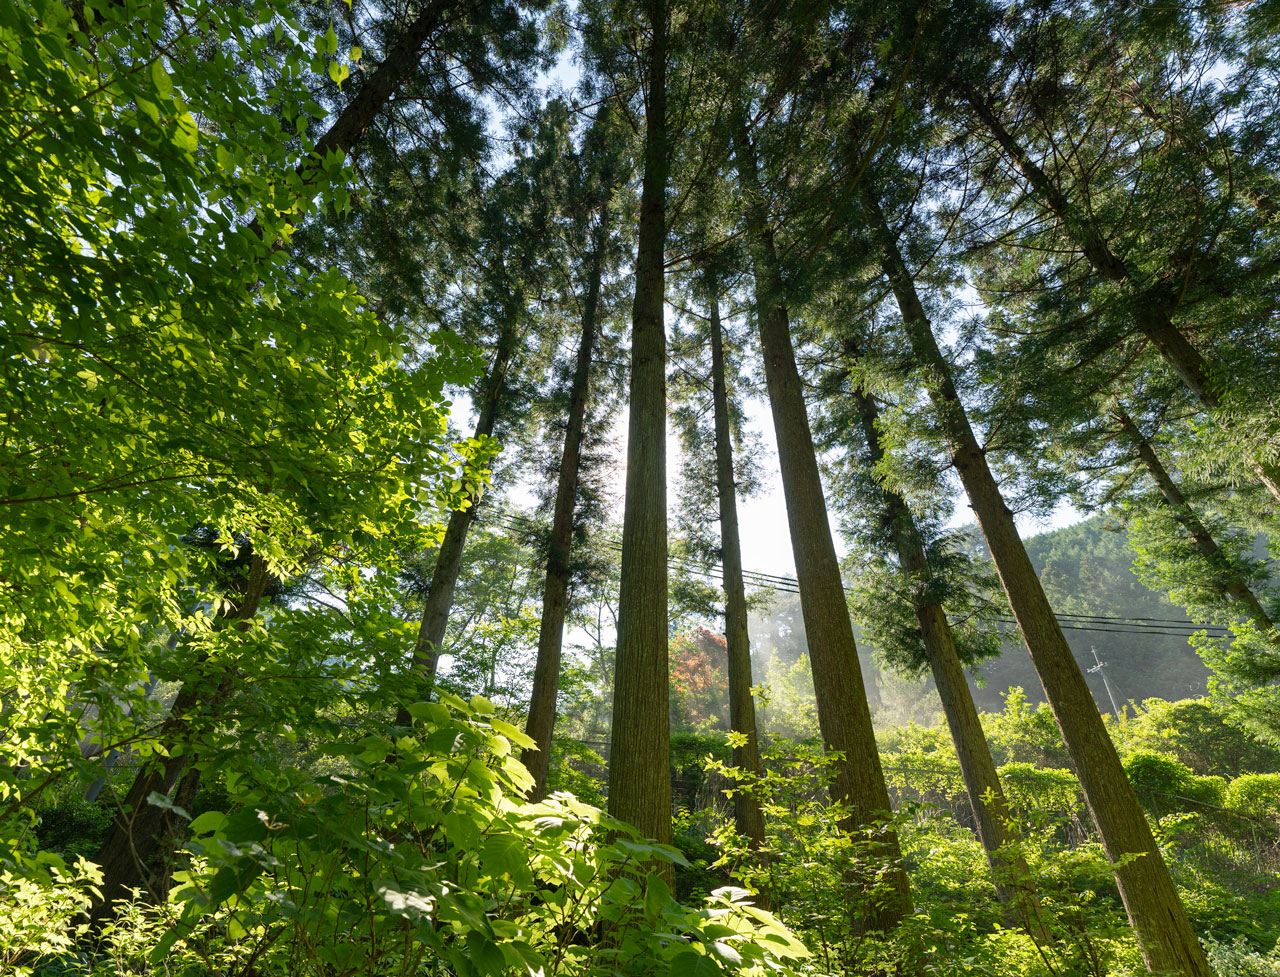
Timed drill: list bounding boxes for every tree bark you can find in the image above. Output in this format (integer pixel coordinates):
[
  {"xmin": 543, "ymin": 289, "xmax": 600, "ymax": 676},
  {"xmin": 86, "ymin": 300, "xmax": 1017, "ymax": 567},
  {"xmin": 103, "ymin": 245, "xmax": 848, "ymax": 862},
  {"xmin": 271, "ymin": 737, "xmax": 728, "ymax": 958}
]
[
  {"xmin": 399, "ymin": 320, "xmax": 518, "ymax": 720},
  {"xmin": 735, "ymin": 122, "xmax": 912, "ymax": 931},
  {"xmin": 863, "ymin": 186, "xmax": 1211, "ymax": 977},
  {"xmin": 90, "ymin": 553, "xmax": 271, "ymax": 924},
  {"xmin": 707, "ymin": 283, "xmax": 768, "ymax": 890},
  {"xmin": 310, "ymin": 0, "xmax": 458, "ymax": 163},
  {"xmin": 607, "ymin": 0, "xmax": 672, "ymax": 855},
  {"xmin": 959, "ymin": 84, "xmax": 1280, "ymax": 507},
  {"xmin": 522, "ymin": 197, "xmax": 611, "ymax": 800},
  {"xmin": 848, "ymin": 368, "xmax": 1040, "ymax": 926},
  {"xmin": 1114, "ymin": 409, "xmax": 1276, "ymax": 630},
  {"xmin": 249, "ymin": 0, "xmax": 462, "ymax": 244}
]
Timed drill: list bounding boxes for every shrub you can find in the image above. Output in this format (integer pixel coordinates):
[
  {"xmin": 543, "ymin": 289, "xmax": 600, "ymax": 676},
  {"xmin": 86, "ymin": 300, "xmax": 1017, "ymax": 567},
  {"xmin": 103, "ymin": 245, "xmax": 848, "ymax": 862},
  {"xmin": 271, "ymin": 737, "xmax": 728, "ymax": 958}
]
[
  {"xmin": 34, "ymin": 793, "xmax": 112, "ymax": 860},
  {"xmin": 1225, "ymin": 773, "xmax": 1280, "ymax": 827},
  {"xmin": 982, "ymin": 689, "xmax": 1072, "ymax": 769},
  {"xmin": 997, "ymin": 763, "xmax": 1084, "ymax": 817},
  {"xmin": 1114, "ymin": 698, "xmax": 1280, "ymax": 778},
  {"xmin": 1205, "ymin": 936, "xmax": 1280, "ymax": 977},
  {"xmin": 1123, "ymin": 750, "xmax": 1226, "ymax": 817},
  {"xmin": 146, "ymin": 694, "xmax": 810, "ymax": 977}
]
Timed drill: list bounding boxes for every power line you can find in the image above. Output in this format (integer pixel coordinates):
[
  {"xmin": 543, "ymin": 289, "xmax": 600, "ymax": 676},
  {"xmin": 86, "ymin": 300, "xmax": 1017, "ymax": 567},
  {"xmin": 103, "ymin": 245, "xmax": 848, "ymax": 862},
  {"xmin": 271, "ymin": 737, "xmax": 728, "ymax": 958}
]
[
  {"xmin": 993, "ymin": 616, "xmax": 1229, "ymax": 638},
  {"xmin": 484, "ymin": 509, "xmax": 1235, "ymax": 639}
]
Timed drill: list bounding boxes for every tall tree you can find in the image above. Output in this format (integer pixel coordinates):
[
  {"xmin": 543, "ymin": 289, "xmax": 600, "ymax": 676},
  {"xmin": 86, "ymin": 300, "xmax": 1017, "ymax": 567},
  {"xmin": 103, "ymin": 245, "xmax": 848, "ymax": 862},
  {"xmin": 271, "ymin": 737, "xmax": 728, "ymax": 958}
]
[
  {"xmin": 734, "ymin": 119, "xmax": 913, "ymax": 931},
  {"xmin": 832, "ymin": 339, "xmax": 1039, "ymax": 923},
  {"xmin": 398, "ymin": 127, "xmax": 572, "ymax": 707},
  {"xmin": 90, "ymin": 552, "xmax": 273, "ymax": 920},
  {"xmin": 607, "ymin": 0, "xmax": 673, "ymax": 849},
  {"xmin": 703, "ymin": 278, "xmax": 768, "ymax": 862},
  {"xmin": 1114, "ymin": 408, "xmax": 1276, "ymax": 635},
  {"xmin": 401, "ymin": 320, "xmax": 519, "ymax": 705},
  {"xmin": 522, "ymin": 120, "xmax": 622, "ymax": 798},
  {"xmin": 936, "ymin": 0, "xmax": 1280, "ymax": 506},
  {"xmin": 859, "ymin": 182, "xmax": 1211, "ymax": 977}
]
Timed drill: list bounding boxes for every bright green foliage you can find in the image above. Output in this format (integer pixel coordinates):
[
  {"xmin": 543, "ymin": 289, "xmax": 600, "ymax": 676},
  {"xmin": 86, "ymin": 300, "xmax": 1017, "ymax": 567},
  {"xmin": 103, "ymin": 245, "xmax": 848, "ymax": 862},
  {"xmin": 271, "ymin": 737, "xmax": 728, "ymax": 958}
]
[
  {"xmin": 1223, "ymin": 774, "xmax": 1280, "ymax": 828},
  {"xmin": 0, "ymin": 0, "xmax": 472, "ymax": 803},
  {"xmin": 1204, "ymin": 937, "xmax": 1280, "ymax": 977},
  {"xmin": 0, "ymin": 854, "xmax": 103, "ymax": 977},
  {"xmin": 42, "ymin": 695, "xmax": 809, "ymax": 977},
  {"xmin": 1122, "ymin": 751, "xmax": 1227, "ymax": 819},
  {"xmin": 707, "ymin": 737, "xmax": 1146, "ymax": 977},
  {"xmin": 1110, "ymin": 698, "xmax": 1280, "ymax": 779},
  {"xmin": 978, "ymin": 689, "xmax": 1073, "ymax": 769}
]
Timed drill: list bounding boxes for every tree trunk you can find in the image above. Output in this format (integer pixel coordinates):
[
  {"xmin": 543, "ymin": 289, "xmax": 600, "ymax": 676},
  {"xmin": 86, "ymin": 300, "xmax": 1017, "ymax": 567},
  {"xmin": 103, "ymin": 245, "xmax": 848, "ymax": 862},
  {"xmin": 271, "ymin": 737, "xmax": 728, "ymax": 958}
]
[
  {"xmin": 91, "ymin": 553, "xmax": 271, "ymax": 924},
  {"xmin": 863, "ymin": 186, "xmax": 1210, "ymax": 977},
  {"xmin": 1114, "ymin": 409, "xmax": 1276, "ymax": 630},
  {"xmin": 398, "ymin": 322, "xmax": 517, "ymax": 721},
  {"xmin": 960, "ymin": 84, "xmax": 1280, "ymax": 506},
  {"xmin": 735, "ymin": 122, "xmax": 912, "ymax": 931},
  {"xmin": 607, "ymin": 0, "xmax": 672, "ymax": 855},
  {"xmin": 848, "ymin": 368, "xmax": 1040, "ymax": 926},
  {"xmin": 522, "ymin": 197, "xmax": 611, "ymax": 801},
  {"xmin": 250, "ymin": 0, "xmax": 458, "ymax": 244},
  {"xmin": 707, "ymin": 283, "xmax": 769, "ymax": 893}
]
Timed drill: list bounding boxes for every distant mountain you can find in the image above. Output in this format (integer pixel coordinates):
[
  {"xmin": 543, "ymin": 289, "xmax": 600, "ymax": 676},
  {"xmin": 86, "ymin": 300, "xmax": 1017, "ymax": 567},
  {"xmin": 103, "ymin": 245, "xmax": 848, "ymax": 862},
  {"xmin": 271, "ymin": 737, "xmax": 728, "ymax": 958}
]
[{"xmin": 965, "ymin": 514, "xmax": 1210, "ymax": 712}]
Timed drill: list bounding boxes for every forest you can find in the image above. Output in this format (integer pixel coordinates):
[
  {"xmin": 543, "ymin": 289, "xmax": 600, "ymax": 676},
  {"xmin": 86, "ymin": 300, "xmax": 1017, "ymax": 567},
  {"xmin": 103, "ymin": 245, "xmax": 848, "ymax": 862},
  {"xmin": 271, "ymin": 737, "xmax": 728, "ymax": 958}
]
[{"xmin": 3, "ymin": 0, "xmax": 1280, "ymax": 974}]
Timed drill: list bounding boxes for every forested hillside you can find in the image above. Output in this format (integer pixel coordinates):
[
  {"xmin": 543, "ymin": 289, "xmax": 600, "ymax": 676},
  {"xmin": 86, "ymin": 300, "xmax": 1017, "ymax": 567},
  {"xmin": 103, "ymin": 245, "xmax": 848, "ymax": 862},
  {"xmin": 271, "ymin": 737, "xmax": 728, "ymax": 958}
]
[
  {"xmin": 5, "ymin": 0, "xmax": 1280, "ymax": 975},
  {"xmin": 970, "ymin": 515, "xmax": 1214, "ymax": 711}
]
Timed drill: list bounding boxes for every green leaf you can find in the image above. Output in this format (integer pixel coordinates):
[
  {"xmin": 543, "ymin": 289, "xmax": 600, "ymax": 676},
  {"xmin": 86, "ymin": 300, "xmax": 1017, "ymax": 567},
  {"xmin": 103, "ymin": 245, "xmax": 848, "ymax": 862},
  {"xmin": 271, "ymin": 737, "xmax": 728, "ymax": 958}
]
[
  {"xmin": 328, "ymin": 60, "xmax": 349, "ymax": 87},
  {"xmin": 188, "ymin": 811, "xmax": 228, "ymax": 835},
  {"xmin": 149, "ymin": 59, "xmax": 173, "ymax": 98},
  {"xmin": 466, "ymin": 930, "xmax": 507, "ymax": 976},
  {"xmin": 172, "ymin": 112, "xmax": 198, "ymax": 155},
  {"xmin": 709, "ymin": 942, "xmax": 742, "ymax": 966},
  {"xmin": 490, "ymin": 717, "xmax": 535, "ymax": 749},
  {"xmin": 668, "ymin": 950, "xmax": 721, "ymax": 977},
  {"xmin": 378, "ymin": 884, "xmax": 437, "ymax": 920},
  {"xmin": 644, "ymin": 873, "xmax": 672, "ymax": 920},
  {"xmin": 146, "ymin": 791, "xmax": 191, "ymax": 821},
  {"xmin": 480, "ymin": 832, "xmax": 525, "ymax": 879},
  {"xmin": 442, "ymin": 810, "xmax": 481, "ymax": 851}
]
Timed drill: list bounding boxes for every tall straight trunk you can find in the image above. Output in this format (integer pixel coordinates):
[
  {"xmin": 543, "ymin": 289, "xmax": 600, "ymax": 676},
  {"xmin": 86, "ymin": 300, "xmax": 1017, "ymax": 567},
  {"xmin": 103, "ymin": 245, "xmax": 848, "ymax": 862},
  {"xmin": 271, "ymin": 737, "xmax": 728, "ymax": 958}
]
[
  {"xmin": 707, "ymin": 285, "xmax": 768, "ymax": 871},
  {"xmin": 862, "ymin": 186, "xmax": 1211, "ymax": 977},
  {"xmin": 848, "ymin": 368, "xmax": 1039, "ymax": 923},
  {"xmin": 1114, "ymin": 409, "xmax": 1276, "ymax": 630},
  {"xmin": 734, "ymin": 123, "xmax": 912, "ymax": 931},
  {"xmin": 399, "ymin": 322, "xmax": 518, "ymax": 719},
  {"xmin": 522, "ymin": 197, "xmax": 611, "ymax": 800},
  {"xmin": 91, "ymin": 554, "xmax": 271, "ymax": 923},
  {"xmin": 959, "ymin": 84, "xmax": 1280, "ymax": 506},
  {"xmin": 607, "ymin": 0, "xmax": 671, "ymax": 852}
]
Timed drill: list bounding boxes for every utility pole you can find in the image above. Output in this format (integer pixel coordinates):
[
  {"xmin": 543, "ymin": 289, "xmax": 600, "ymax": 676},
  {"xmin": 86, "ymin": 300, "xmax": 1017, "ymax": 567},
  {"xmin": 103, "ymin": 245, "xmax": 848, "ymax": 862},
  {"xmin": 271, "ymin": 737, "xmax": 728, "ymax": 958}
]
[{"xmin": 1088, "ymin": 645, "xmax": 1123, "ymax": 718}]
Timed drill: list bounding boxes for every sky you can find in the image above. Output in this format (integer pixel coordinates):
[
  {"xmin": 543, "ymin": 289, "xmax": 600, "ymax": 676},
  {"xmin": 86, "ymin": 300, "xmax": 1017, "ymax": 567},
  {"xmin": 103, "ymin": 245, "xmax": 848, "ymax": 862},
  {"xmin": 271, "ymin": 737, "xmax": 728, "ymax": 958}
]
[
  {"xmin": 470, "ymin": 39, "xmax": 1087, "ymax": 580},
  {"xmin": 485, "ymin": 387, "xmax": 1081, "ymax": 583}
]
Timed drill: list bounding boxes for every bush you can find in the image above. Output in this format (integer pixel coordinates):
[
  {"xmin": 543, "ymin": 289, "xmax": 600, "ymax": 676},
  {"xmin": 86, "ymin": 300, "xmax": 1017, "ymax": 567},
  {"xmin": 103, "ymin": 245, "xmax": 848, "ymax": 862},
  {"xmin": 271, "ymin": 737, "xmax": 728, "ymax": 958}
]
[
  {"xmin": 9, "ymin": 695, "xmax": 812, "ymax": 977},
  {"xmin": 1115, "ymin": 698, "xmax": 1280, "ymax": 778},
  {"xmin": 982, "ymin": 688, "xmax": 1073, "ymax": 769},
  {"xmin": 34, "ymin": 794, "xmax": 112, "ymax": 860},
  {"xmin": 1205, "ymin": 936, "xmax": 1280, "ymax": 977},
  {"xmin": 998, "ymin": 762, "xmax": 1084, "ymax": 817},
  {"xmin": 1225, "ymin": 773, "xmax": 1280, "ymax": 827},
  {"xmin": 1124, "ymin": 750, "xmax": 1226, "ymax": 817}
]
